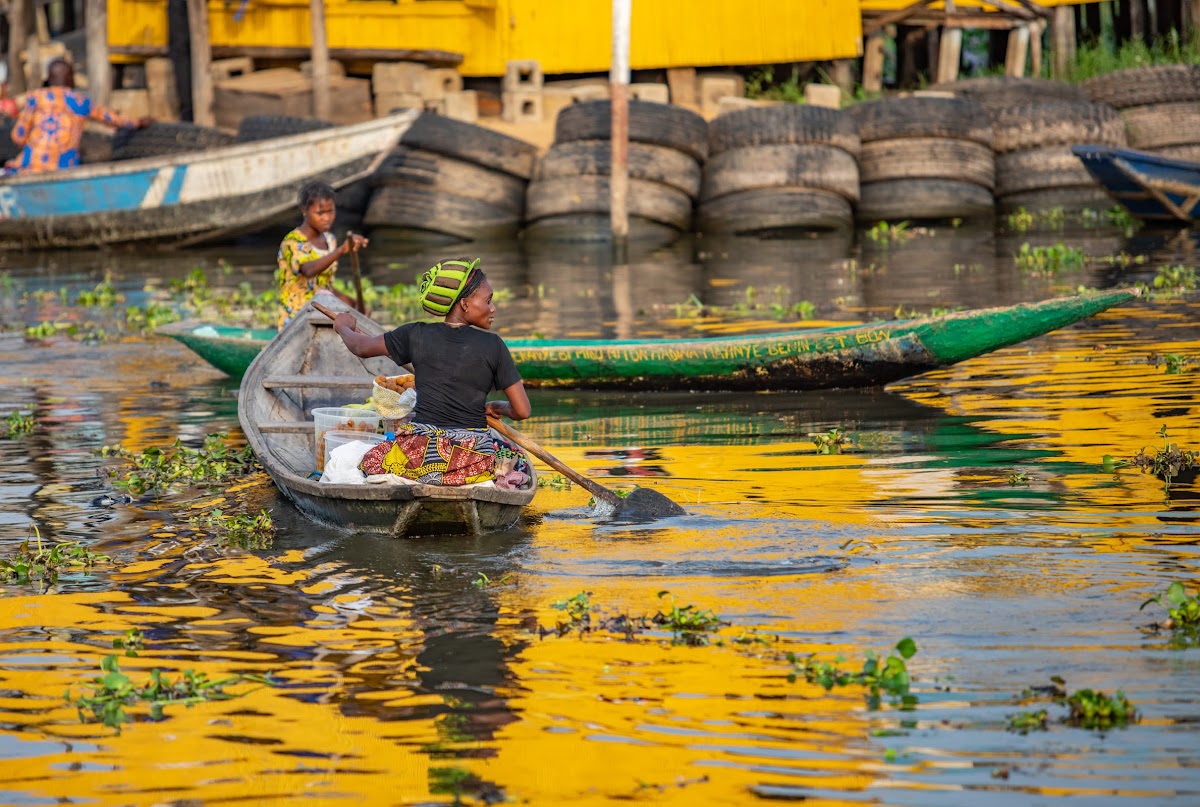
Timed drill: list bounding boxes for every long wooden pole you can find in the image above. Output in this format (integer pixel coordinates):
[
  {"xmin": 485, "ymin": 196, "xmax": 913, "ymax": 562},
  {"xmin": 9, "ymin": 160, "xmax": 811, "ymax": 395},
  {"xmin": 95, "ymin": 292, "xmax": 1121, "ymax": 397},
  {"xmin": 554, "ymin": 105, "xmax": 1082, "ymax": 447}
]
[
  {"xmin": 609, "ymin": 0, "xmax": 631, "ymax": 261},
  {"xmin": 7, "ymin": 0, "xmax": 27, "ymax": 94},
  {"xmin": 308, "ymin": 0, "xmax": 331, "ymax": 120},
  {"xmin": 85, "ymin": 0, "xmax": 110, "ymax": 107},
  {"xmin": 186, "ymin": 0, "xmax": 214, "ymax": 126}
]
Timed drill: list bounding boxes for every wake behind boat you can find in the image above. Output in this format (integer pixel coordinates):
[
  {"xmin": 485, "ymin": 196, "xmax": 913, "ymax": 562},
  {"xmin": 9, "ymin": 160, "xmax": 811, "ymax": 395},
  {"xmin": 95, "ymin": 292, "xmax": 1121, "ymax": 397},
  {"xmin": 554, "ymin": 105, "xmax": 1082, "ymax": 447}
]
[
  {"xmin": 177, "ymin": 288, "xmax": 1140, "ymax": 389},
  {"xmin": 0, "ymin": 111, "xmax": 417, "ymax": 250}
]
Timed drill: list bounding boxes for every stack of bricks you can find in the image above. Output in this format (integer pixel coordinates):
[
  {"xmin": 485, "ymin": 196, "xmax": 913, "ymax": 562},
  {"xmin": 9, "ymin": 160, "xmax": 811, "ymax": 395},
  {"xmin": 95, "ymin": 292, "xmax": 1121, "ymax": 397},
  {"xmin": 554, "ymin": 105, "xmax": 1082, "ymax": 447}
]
[
  {"xmin": 502, "ymin": 60, "xmax": 544, "ymax": 123},
  {"xmin": 372, "ymin": 62, "xmax": 477, "ymax": 123}
]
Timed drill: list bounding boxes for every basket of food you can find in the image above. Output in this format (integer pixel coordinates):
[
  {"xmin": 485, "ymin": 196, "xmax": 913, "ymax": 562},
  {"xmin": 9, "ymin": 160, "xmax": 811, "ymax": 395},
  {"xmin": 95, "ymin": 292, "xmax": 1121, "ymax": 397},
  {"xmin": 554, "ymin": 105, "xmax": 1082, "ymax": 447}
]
[{"xmin": 373, "ymin": 374, "xmax": 416, "ymax": 420}]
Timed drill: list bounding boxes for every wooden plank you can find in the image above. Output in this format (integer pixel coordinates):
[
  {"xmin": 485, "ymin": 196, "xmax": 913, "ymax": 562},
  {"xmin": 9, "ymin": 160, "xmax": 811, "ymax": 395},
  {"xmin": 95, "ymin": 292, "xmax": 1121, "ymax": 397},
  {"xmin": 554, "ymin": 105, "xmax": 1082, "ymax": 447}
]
[
  {"xmin": 7, "ymin": 0, "xmax": 27, "ymax": 94},
  {"xmin": 86, "ymin": 0, "xmax": 110, "ymax": 108},
  {"xmin": 1051, "ymin": 7, "xmax": 1075, "ymax": 79},
  {"xmin": 936, "ymin": 1, "xmax": 962, "ymax": 84},
  {"xmin": 309, "ymin": 0, "xmax": 331, "ymax": 121},
  {"xmin": 863, "ymin": 0, "xmax": 936, "ymax": 36},
  {"xmin": 186, "ymin": 0, "xmax": 214, "ymax": 126},
  {"xmin": 262, "ymin": 375, "xmax": 374, "ymax": 389},
  {"xmin": 259, "ymin": 421, "xmax": 315, "ymax": 434},
  {"xmin": 862, "ymin": 31, "xmax": 886, "ymax": 93},
  {"xmin": 1030, "ymin": 18, "xmax": 1044, "ymax": 77},
  {"xmin": 1006, "ymin": 24, "xmax": 1029, "ymax": 77},
  {"xmin": 210, "ymin": 45, "xmax": 463, "ymax": 66}
]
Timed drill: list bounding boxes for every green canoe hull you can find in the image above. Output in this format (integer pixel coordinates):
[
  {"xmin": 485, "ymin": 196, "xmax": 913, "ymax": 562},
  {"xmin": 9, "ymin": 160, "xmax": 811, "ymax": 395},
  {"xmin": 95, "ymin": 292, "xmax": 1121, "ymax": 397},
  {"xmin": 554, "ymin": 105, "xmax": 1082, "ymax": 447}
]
[{"xmin": 160, "ymin": 288, "xmax": 1137, "ymax": 390}]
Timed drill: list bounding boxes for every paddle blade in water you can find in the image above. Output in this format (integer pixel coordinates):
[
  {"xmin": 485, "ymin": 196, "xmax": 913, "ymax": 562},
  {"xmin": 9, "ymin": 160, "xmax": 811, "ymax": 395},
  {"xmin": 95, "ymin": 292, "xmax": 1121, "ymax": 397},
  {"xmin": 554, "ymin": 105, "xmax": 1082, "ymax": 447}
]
[{"xmin": 615, "ymin": 487, "xmax": 686, "ymax": 520}]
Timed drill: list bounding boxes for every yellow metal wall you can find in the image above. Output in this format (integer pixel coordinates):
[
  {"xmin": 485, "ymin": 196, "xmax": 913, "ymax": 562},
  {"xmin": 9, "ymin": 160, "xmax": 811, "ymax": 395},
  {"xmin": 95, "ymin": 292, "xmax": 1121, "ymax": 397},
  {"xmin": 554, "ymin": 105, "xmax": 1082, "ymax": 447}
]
[{"xmin": 109, "ymin": 0, "xmax": 863, "ymax": 76}]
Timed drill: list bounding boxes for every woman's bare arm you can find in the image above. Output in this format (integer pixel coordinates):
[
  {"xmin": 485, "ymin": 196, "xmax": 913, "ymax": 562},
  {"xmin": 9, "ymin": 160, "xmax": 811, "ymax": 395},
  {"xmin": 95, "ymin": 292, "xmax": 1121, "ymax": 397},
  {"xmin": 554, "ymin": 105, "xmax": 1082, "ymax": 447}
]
[
  {"xmin": 331, "ymin": 313, "xmax": 388, "ymax": 357},
  {"xmin": 486, "ymin": 381, "xmax": 531, "ymax": 422}
]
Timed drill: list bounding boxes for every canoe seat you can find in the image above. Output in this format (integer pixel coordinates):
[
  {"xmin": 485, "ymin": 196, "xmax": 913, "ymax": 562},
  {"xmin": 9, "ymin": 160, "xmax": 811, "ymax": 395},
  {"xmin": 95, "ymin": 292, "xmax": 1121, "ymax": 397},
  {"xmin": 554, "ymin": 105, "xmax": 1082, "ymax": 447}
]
[
  {"xmin": 262, "ymin": 375, "xmax": 373, "ymax": 389},
  {"xmin": 259, "ymin": 421, "xmax": 314, "ymax": 434}
]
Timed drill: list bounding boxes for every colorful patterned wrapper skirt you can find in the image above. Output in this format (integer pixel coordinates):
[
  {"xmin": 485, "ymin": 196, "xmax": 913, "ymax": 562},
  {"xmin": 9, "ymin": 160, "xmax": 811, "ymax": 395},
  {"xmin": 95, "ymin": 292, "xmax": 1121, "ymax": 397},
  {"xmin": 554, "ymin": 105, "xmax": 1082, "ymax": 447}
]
[{"xmin": 359, "ymin": 423, "xmax": 495, "ymax": 486}]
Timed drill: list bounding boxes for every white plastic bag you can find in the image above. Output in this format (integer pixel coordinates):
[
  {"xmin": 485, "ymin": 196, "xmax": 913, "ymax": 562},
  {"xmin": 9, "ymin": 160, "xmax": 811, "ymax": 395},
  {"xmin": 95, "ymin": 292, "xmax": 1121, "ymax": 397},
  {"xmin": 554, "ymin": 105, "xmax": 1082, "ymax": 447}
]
[{"xmin": 319, "ymin": 439, "xmax": 377, "ymax": 484}]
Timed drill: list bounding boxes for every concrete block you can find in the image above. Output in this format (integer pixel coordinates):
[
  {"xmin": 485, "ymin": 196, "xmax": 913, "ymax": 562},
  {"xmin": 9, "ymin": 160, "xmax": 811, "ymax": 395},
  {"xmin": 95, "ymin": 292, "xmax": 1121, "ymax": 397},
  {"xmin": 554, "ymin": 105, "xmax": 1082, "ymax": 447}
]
[
  {"xmin": 145, "ymin": 57, "xmax": 179, "ymax": 121},
  {"xmin": 804, "ymin": 83, "xmax": 842, "ymax": 109},
  {"xmin": 421, "ymin": 68, "xmax": 464, "ymax": 101},
  {"xmin": 667, "ymin": 67, "xmax": 698, "ymax": 109},
  {"xmin": 375, "ymin": 91, "xmax": 423, "ymax": 116},
  {"xmin": 700, "ymin": 73, "xmax": 744, "ymax": 119},
  {"xmin": 301, "ymin": 59, "xmax": 346, "ymax": 78},
  {"xmin": 714, "ymin": 96, "xmax": 780, "ymax": 118},
  {"xmin": 444, "ymin": 89, "xmax": 478, "ymax": 123},
  {"xmin": 109, "ymin": 88, "xmax": 150, "ymax": 119},
  {"xmin": 211, "ymin": 57, "xmax": 253, "ymax": 83},
  {"xmin": 373, "ymin": 61, "xmax": 426, "ymax": 95},
  {"xmin": 543, "ymin": 82, "xmax": 609, "ymax": 121},
  {"xmin": 503, "ymin": 59, "xmax": 543, "ymax": 93},
  {"xmin": 630, "ymin": 82, "xmax": 670, "ymax": 104},
  {"xmin": 502, "ymin": 90, "xmax": 543, "ymax": 123}
]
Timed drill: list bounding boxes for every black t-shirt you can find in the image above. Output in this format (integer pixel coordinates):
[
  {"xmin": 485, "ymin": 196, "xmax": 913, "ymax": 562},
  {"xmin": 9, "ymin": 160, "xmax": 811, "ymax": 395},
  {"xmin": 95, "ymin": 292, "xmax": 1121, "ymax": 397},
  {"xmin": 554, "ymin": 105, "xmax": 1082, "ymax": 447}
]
[{"xmin": 383, "ymin": 322, "xmax": 522, "ymax": 429}]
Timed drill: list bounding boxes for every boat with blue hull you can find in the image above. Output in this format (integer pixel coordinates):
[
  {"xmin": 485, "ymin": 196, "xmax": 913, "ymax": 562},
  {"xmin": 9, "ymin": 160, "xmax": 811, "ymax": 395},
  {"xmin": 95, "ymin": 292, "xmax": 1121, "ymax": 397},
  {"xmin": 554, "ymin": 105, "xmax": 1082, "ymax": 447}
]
[
  {"xmin": 0, "ymin": 112, "xmax": 416, "ymax": 249},
  {"xmin": 1072, "ymin": 144, "xmax": 1200, "ymax": 223}
]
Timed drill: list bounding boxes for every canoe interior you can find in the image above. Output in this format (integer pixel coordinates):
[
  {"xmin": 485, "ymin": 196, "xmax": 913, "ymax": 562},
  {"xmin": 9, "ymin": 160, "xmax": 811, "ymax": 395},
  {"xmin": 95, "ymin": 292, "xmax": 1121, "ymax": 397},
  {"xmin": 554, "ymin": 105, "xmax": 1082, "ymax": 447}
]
[
  {"xmin": 238, "ymin": 297, "xmax": 536, "ymax": 537},
  {"xmin": 1073, "ymin": 144, "xmax": 1200, "ymax": 223}
]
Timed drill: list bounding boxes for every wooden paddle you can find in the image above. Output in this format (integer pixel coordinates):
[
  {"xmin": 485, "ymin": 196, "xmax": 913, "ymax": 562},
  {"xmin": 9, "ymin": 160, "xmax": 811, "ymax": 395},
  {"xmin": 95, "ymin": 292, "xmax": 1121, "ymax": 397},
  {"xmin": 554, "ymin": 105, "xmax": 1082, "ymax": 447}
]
[
  {"xmin": 488, "ymin": 415, "xmax": 685, "ymax": 519},
  {"xmin": 346, "ymin": 231, "xmax": 366, "ymax": 314}
]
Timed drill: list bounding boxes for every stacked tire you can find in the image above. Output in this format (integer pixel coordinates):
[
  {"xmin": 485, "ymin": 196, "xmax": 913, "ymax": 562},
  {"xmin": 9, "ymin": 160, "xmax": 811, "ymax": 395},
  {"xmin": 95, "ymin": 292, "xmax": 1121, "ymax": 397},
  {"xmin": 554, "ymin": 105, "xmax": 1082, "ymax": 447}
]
[
  {"xmin": 523, "ymin": 99, "xmax": 707, "ymax": 242},
  {"xmin": 1083, "ymin": 65, "xmax": 1200, "ymax": 162},
  {"xmin": 850, "ymin": 96, "xmax": 994, "ymax": 222},
  {"xmin": 927, "ymin": 76, "xmax": 1089, "ymax": 113},
  {"xmin": 110, "ymin": 122, "xmax": 235, "ymax": 161},
  {"xmin": 365, "ymin": 113, "xmax": 537, "ymax": 243},
  {"xmin": 698, "ymin": 105, "xmax": 859, "ymax": 235},
  {"xmin": 991, "ymin": 100, "xmax": 1126, "ymax": 212}
]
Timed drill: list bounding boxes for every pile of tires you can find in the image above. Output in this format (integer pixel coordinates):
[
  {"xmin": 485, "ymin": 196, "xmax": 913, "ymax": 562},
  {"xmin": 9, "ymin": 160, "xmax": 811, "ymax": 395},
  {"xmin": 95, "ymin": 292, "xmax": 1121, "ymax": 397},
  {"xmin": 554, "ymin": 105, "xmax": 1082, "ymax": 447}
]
[
  {"xmin": 698, "ymin": 104, "xmax": 859, "ymax": 235},
  {"xmin": 850, "ymin": 96, "xmax": 995, "ymax": 222},
  {"xmin": 365, "ymin": 113, "xmax": 537, "ymax": 243},
  {"xmin": 991, "ymin": 100, "xmax": 1126, "ymax": 212},
  {"xmin": 927, "ymin": 76, "xmax": 1088, "ymax": 113},
  {"xmin": 111, "ymin": 122, "xmax": 235, "ymax": 161},
  {"xmin": 1082, "ymin": 64, "xmax": 1200, "ymax": 162},
  {"xmin": 523, "ymin": 99, "xmax": 707, "ymax": 242}
]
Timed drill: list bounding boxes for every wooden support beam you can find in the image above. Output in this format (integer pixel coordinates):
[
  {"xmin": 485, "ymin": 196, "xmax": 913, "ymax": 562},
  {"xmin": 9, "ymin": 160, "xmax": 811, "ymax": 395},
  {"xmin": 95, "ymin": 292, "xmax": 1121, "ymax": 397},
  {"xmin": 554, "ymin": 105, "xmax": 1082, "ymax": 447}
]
[
  {"xmin": 85, "ymin": 0, "xmax": 110, "ymax": 107},
  {"xmin": 308, "ymin": 0, "xmax": 331, "ymax": 121},
  {"xmin": 1030, "ymin": 19, "xmax": 1044, "ymax": 77},
  {"xmin": 936, "ymin": 0, "xmax": 961, "ymax": 84},
  {"xmin": 1188, "ymin": 1, "xmax": 1200, "ymax": 43},
  {"xmin": 831, "ymin": 59, "xmax": 855, "ymax": 95},
  {"xmin": 186, "ymin": 0, "xmax": 214, "ymax": 126},
  {"xmin": 1051, "ymin": 7, "xmax": 1074, "ymax": 79},
  {"xmin": 863, "ymin": 0, "xmax": 935, "ymax": 37},
  {"xmin": 1006, "ymin": 24, "xmax": 1029, "ymax": 77},
  {"xmin": 863, "ymin": 31, "xmax": 887, "ymax": 93},
  {"xmin": 7, "ymin": 0, "xmax": 27, "ymax": 94}
]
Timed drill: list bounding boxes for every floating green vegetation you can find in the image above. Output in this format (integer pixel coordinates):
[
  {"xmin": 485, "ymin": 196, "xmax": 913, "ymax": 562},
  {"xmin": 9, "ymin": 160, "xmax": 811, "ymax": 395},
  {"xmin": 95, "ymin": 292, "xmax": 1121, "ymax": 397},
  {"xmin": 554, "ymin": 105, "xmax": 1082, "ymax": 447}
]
[
  {"xmin": 1007, "ymin": 709, "xmax": 1049, "ymax": 734},
  {"xmin": 1151, "ymin": 264, "xmax": 1198, "ymax": 295},
  {"xmin": 1066, "ymin": 689, "xmax": 1138, "ymax": 730},
  {"xmin": 1104, "ymin": 251, "xmax": 1148, "ymax": 268},
  {"xmin": 124, "ymin": 302, "xmax": 181, "ymax": 333},
  {"xmin": 787, "ymin": 638, "xmax": 919, "ymax": 709},
  {"xmin": 0, "ymin": 526, "xmax": 110, "ymax": 588},
  {"xmin": 4, "ymin": 410, "xmax": 35, "ymax": 438},
  {"xmin": 667, "ymin": 287, "xmax": 816, "ymax": 322},
  {"xmin": 113, "ymin": 628, "xmax": 145, "ymax": 657},
  {"xmin": 654, "ymin": 590, "xmax": 725, "ymax": 640},
  {"xmin": 24, "ymin": 320, "xmax": 113, "ymax": 342},
  {"xmin": 551, "ymin": 591, "xmax": 593, "ymax": 632},
  {"xmin": 74, "ymin": 275, "xmax": 123, "ymax": 308},
  {"xmin": 1140, "ymin": 581, "xmax": 1200, "ymax": 643},
  {"xmin": 68, "ymin": 654, "xmax": 274, "ymax": 734},
  {"xmin": 1080, "ymin": 205, "xmax": 1141, "ymax": 235},
  {"xmin": 100, "ymin": 433, "xmax": 260, "ymax": 496},
  {"xmin": 471, "ymin": 571, "xmax": 513, "ymax": 589},
  {"xmin": 536, "ymin": 590, "xmax": 725, "ymax": 645},
  {"xmin": 1160, "ymin": 353, "xmax": 1196, "ymax": 374},
  {"xmin": 1127, "ymin": 425, "xmax": 1199, "ymax": 488},
  {"xmin": 1013, "ymin": 242, "xmax": 1086, "ymax": 275},
  {"xmin": 189, "ymin": 508, "xmax": 274, "ymax": 550},
  {"xmin": 536, "ymin": 473, "xmax": 573, "ymax": 490},
  {"xmin": 811, "ymin": 427, "xmax": 849, "ymax": 455},
  {"xmin": 1006, "ymin": 206, "xmax": 1066, "ymax": 233},
  {"xmin": 1006, "ymin": 469, "xmax": 1031, "ymax": 486},
  {"xmin": 866, "ymin": 220, "xmax": 913, "ymax": 245}
]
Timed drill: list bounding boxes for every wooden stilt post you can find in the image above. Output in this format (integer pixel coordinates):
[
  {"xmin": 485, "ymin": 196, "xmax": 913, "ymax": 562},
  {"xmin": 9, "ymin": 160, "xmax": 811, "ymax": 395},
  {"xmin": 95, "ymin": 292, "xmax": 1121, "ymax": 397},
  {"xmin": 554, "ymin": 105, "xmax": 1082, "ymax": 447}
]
[
  {"xmin": 1051, "ymin": 8, "xmax": 1075, "ymax": 79},
  {"xmin": 308, "ymin": 0, "xmax": 331, "ymax": 121},
  {"xmin": 186, "ymin": 0, "xmax": 214, "ymax": 126},
  {"xmin": 863, "ymin": 31, "xmax": 886, "ymax": 93},
  {"xmin": 831, "ymin": 59, "xmax": 854, "ymax": 96},
  {"xmin": 1030, "ymin": 19, "xmax": 1044, "ymax": 78},
  {"xmin": 85, "ymin": 0, "xmax": 110, "ymax": 107},
  {"xmin": 7, "ymin": 0, "xmax": 28, "ymax": 94},
  {"xmin": 936, "ymin": 2, "xmax": 962, "ymax": 86},
  {"xmin": 610, "ymin": 0, "xmax": 631, "ymax": 261},
  {"xmin": 1189, "ymin": 0, "xmax": 1200, "ymax": 42},
  {"xmin": 1005, "ymin": 24, "xmax": 1029, "ymax": 77}
]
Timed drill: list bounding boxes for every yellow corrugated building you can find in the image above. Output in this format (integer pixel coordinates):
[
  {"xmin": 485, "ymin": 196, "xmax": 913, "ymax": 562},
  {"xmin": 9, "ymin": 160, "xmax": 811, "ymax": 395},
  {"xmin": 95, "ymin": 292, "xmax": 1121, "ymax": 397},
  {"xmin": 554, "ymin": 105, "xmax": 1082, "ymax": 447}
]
[{"xmin": 108, "ymin": 0, "xmax": 864, "ymax": 76}]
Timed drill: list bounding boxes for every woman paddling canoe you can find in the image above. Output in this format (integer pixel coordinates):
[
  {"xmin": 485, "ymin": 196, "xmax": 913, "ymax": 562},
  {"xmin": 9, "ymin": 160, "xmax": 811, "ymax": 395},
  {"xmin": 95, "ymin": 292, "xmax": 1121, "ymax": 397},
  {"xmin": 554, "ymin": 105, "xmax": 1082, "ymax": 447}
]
[{"xmin": 328, "ymin": 258, "xmax": 532, "ymax": 486}]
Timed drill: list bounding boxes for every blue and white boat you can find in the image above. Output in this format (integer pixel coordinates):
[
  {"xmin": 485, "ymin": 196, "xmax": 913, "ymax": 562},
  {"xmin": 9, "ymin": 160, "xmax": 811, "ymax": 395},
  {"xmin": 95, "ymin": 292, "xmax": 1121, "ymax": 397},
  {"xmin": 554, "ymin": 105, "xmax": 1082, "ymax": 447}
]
[
  {"xmin": 0, "ymin": 111, "xmax": 417, "ymax": 249},
  {"xmin": 1072, "ymin": 144, "xmax": 1200, "ymax": 224}
]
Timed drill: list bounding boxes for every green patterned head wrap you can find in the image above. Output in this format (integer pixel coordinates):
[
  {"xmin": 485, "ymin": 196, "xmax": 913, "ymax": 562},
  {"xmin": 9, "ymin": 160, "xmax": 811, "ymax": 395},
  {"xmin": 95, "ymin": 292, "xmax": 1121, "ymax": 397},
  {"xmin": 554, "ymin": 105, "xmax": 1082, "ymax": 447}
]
[{"xmin": 419, "ymin": 258, "xmax": 480, "ymax": 316}]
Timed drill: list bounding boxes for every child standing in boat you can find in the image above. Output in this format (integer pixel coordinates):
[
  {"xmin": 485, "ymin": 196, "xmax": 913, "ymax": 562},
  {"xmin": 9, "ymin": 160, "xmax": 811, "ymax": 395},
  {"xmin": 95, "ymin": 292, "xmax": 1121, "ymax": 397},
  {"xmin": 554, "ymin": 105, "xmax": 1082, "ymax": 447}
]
[
  {"xmin": 276, "ymin": 181, "xmax": 367, "ymax": 328},
  {"xmin": 329, "ymin": 258, "xmax": 532, "ymax": 486}
]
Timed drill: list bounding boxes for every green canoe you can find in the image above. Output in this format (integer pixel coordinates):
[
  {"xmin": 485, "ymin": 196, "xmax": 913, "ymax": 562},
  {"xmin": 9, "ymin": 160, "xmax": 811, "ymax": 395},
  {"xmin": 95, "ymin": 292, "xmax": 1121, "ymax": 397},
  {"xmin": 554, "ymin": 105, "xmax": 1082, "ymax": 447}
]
[{"xmin": 159, "ymin": 288, "xmax": 1138, "ymax": 391}]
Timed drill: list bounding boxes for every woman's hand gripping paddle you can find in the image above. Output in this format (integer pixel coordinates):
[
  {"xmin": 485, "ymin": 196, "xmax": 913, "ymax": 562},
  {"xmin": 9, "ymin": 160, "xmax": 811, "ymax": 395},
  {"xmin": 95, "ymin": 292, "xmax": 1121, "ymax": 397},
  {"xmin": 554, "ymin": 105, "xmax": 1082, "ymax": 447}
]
[{"xmin": 487, "ymin": 415, "xmax": 685, "ymax": 521}]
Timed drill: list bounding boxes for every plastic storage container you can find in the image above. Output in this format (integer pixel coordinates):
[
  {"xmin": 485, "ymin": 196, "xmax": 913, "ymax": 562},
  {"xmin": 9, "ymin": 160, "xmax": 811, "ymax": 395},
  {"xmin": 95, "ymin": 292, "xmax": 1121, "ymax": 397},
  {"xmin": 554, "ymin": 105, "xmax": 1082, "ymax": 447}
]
[
  {"xmin": 322, "ymin": 430, "xmax": 387, "ymax": 474},
  {"xmin": 312, "ymin": 407, "xmax": 381, "ymax": 471}
]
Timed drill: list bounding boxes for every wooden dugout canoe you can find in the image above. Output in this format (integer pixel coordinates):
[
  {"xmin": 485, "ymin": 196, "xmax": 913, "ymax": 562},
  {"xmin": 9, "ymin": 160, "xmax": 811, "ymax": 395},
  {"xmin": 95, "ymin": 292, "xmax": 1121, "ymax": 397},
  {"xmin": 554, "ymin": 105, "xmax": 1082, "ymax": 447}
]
[
  {"xmin": 238, "ymin": 297, "xmax": 536, "ymax": 537},
  {"xmin": 1073, "ymin": 144, "xmax": 1200, "ymax": 224},
  {"xmin": 0, "ymin": 112, "xmax": 417, "ymax": 249},
  {"xmin": 178, "ymin": 288, "xmax": 1138, "ymax": 390}
]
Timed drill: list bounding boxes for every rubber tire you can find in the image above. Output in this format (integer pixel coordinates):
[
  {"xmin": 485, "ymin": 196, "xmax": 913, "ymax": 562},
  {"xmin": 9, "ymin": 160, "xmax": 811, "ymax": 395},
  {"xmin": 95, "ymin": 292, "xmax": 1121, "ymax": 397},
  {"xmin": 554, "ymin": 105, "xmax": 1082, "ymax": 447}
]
[
  {"xmin": 399, "ymin": 112, "xmax": 538, "ymax": 180},
  {"xmin": 997, "ymin": 185, "xmax": 1115, "ymax": 214},
  {"xmin": 850, "ymin": 96, "xmax": 993, "ymax": 147},
  {"xmin": 336, "ymin": 178, "xmax": 374, "ymax": 217},
  {"xmin": 991, "ymin": 100, "xmax": 1126, "ymax": 153},
  {"xmin": 375, "ymin": 145, "xmax": 528, "ymax": 215},
  {"xmin": 697, "ymin": 188, "xmax": 852, "ymax": 235},
  {"xmin": 79, "ymin": 129, "xmax": 113, "ymax": 164},
  {"xmin": 554, "ymin": 99, "xmax": 709, "ymax": 162},
  {"xmin": 364, "ymin": 184, "xmax": 520, "ymax": 241},
  {"xmin": 236, "ymin": 114, "xmax": 335, "ymax": 143},
  {"xmin": 535, "ymin": 139, "xmax": 702, "ymax": 199},
  {"xmin": 1151, "ymin": 144, "xmax": 1200, "ymax": 162},
  {"xmin": 707, "ymin": 104, "xmax": 860, "ymax": 158},
  {"xmin": 700, "ymin": 143, "xmax": 860, "ymax": 203},
  {"xmin": 856, "ymin": 179, "xmax": 994, "ymax": 222},
  {"xmin": 1121, "ymin": 102, "xmax": 1200, "ymax": 150},
  {"xmin": 525, "ymin": 175, "xmax": 693, "ymax": 231},
  {"xmin": 857, "ymin": 137, "xmax": 994, "ymax": 190},
  {"xmin": 522, "ymin": 214, "xmax": 682, "ymax": 244},
  {"xmin": 1082, "ymin": 65, "xmax": 1200, "ymax": 109},
  {"xmin": 111, "ymin": 122, "xmax": 236, "ymax": 160},
  {"xmin": 0, "ymin": 116, "xmax": 19, "ymax": 163},
  {"xmin": 994, "ymin": 146, "xmax": 1098, "ymax": 197},
  {"xmin": 927, "ymin": 76, "xmax": 1088, "ymax": 111}
]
